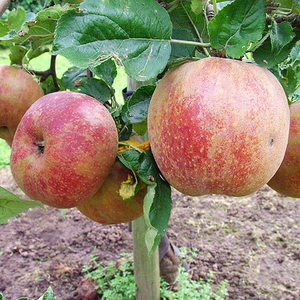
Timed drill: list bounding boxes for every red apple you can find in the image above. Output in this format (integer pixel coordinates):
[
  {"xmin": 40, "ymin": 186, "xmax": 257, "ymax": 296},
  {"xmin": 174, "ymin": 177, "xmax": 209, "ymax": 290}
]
[
  {"xmin": 10, "ymin": 91, "xmax": 118, "ymax": 208},
  {"xmin": 148, "ymin": 57, "xmax": 290, "ymax": 197},
  {"xmin": 0, "ymin": 65, "xmax": 44, "ymax": 145},
  {"xmin": 77, "ymin": 159, "xmax": 145, "ymax": 225},
  {"xmin": 268, "ymin": 101, "xmax": 300, "ymax": 197}
]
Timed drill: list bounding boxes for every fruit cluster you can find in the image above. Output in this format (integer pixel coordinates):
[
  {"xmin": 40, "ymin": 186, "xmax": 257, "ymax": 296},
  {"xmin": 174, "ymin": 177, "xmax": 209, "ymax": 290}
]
[
  {"xmin": 0, "ymin": 65, "xmax": 144, "ymax": 224},
  {"xmin": 1, "ymin": 58, "xmax": 298, "ymax": 226}
]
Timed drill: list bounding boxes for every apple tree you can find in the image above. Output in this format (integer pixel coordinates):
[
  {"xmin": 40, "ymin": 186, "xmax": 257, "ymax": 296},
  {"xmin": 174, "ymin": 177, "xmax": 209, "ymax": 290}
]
[{"xmin": 0, "ymin": 0, "xmax": 299, "ymax": 298}]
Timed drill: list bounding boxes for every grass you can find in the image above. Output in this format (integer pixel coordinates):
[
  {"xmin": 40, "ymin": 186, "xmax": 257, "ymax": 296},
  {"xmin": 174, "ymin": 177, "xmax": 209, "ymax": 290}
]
[{"xmin": 0, "ymin": 139, "xmax": 11, "ymax": 167}]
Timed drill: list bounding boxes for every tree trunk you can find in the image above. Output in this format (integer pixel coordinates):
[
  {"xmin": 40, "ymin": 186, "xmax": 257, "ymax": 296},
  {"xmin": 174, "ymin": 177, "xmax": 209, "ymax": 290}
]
[
  {"xmin": 127, "ymin": 77, "xmax": 160, "ymax": 300},
  {"xmin": 132, "ymin": 216, "xmax": 160, "ymax": 300}
]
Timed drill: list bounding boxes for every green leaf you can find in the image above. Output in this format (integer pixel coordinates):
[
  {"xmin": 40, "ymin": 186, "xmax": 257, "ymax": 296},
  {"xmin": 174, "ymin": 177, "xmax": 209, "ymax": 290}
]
[
  {"xmin": 291, "ymin": 87, "xmax": 300, "ymax": 102},
  {"xmin": 169, "ymin": 2, "xmax": 208, "ymax": 44},
  {"xmin": 61, "ymin": 67, "xmax": 87, "ymax": 90},
  {"xmin": 217, "ymin": 1, "xmax": 234, "ymax": 9},
  {"xmin": 91, "ymin": 59, "xmax": 117, "ymax": 87},
  {"xmin": 39, "ymin": 74, "xmax": 61, "ymax": 94},
  {"xmin": 138, "ymin": 151, "xmax": 172, "ymax": 254},
  {"xmin": 275, "ymin": 0, "xmax": 293, "ymax": 9},
  {"xmin": 121, "ymin": 85, "xmax": 155, "ymax": 124},
  {"xmin": 52, "ymin": 0, "xmax": 172, "ymax": 81},
  {"xmin": 270, "ymin": 20, "xmax": 295, "ymax": 54},
  {"xmin": 23, "ymin": 45, "xmax": 50, "ymax": 65},
  {"xmin": 11, "ymin": 5, "xmax": 71, "ymax": 54},
  {"xmin": 171, "ymin": 28, "xmax": 195, "ymax": 60},
  {"xmin": 294, "ymin": 0, "xmax": 300, "ymax": 10},
  {"xmin": 37, "ymin": 287, "xmax": 56, "ymax": 300},
  {"xmin": 61, "ymin": 66, "xmax": 113, "ymax": 100},
  {"xmin": 286, "ymin": 65, "xmax": 300, "ymax": 95},
  {"xmin": 191, "ymin": 0, "xmax": 203, "ymax": 15},
  {"xmin": 208, "ymin": 0, "xmax": 266, "ymax": 58},
  {"xmin": 13, "ymin": 19, "xmax": 56, "ymax": 49},
  {"xmin": 76, "ymin": 77, "xmax": 112, "ymax": 104},
  {"xmin": 0, "ymin": 187, "xmax": 44, "ymax": 224},
  {"xmin": 8, "ymin": 7, "xmax": 26, "ymax": 32},
  {"xmin": 280, "ymin": 65, "xmax": 300, "ymax": 102},
  {"xmin": 289, "ymin": 43, "xmax": 300, "ymax": 65},
  {"xmin": 253, "ymin": 37, "xmax": 295, "ymax": 68},
  {"xmin": 118, "ymin": 149, "xmax": 141, "ymax": 173},
  {"xmin": 0, "ymin": 21, "xmax": 9, "ymax": 37},
  {"xmin": 118, "ymin": 149, "xmax": 172, "ymax": 254},
  {"xmin": 36, "ymin": 4, "xmax": 71, "ymax": 21},
  {"xmin": 9, "ymin": 45, "xmax": 28, "ymax": 65},
  {"xmin": 133, "ymin": 119, "xmax": 148, "ymax": 136}
]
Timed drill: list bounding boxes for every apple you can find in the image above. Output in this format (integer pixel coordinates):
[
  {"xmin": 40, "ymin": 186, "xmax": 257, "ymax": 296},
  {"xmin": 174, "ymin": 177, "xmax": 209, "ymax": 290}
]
[
  {"xmin": 77, "ymin": 159, "xmax": 145, "ymax": 225},
  {"xmin": 268, "ymin": 101, "xmax": 300, "ymax": 197},
  {"xmin": 10, "ymin": 91, "xmax": 118, "ymax": 208},
  {"xmin": 148, "ymin": 57, "xmax": 290, "ymax": 197},
  {"xmin": 0, "ymin": 65, "xmax": 44, "ymax": 146}
]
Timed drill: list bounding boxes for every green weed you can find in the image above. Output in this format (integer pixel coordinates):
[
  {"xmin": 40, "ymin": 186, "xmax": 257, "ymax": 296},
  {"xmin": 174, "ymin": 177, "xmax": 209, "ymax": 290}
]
[{"xmin": 82, "ymin": 251, "xmax": 229, "ymax": 300}]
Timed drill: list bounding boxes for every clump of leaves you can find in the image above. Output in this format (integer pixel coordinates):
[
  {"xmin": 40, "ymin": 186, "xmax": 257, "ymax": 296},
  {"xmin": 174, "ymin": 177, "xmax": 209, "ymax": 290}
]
[
  {"xmin": 82, "ymin": 253, "xmax": 136, "ymax": 300},
  {"xmin": 0, "ymin": 287, "xmax": 55, "ymax": 300},
  {"xmin": 160, "ymin": 269, "xmax": 229, "ymax": 300},
  {"xmin": 82, "ymin": 251, "xmax": 229, "ymax": 300}
]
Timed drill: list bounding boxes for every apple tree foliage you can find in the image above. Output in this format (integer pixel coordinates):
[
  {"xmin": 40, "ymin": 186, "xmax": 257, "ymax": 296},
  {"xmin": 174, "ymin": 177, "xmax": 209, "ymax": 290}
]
[{"xmin": 0, "ymin": 0, "xmax": 299, "ymax": 252}]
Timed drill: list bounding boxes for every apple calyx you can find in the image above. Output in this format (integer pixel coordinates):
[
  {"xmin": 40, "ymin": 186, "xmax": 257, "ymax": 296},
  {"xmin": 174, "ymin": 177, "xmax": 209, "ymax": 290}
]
[{"xmin": 34, "ymin": 140, "xmax": 45, "ymax": 154}]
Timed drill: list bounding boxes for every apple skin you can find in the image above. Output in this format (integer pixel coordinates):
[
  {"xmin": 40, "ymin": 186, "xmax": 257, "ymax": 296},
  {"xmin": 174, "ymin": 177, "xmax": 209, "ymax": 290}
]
[
  {"xmin": 0, "ymin": 65, "xmax": 44, "ymax": 145},
  {"xmin": 10, "ymin": 91, "xmax": 118, "ymax": 208},
  {"xmin": 77, "ymin": 160, "xmax": 145, "ymax": 225},
  {"xmin": 148, "ymin": 57, "xmax": 290, "ymax": 197},
  {"xmin": 268, "ymin": 101, "xmax": 300, "ymax": 197}
]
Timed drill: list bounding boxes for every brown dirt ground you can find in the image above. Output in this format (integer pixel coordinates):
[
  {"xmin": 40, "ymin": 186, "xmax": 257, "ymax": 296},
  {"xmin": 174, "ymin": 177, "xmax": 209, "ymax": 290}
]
[{"xmin": 0, "ymin": 166, "xmax": 300, "ymax": 300}]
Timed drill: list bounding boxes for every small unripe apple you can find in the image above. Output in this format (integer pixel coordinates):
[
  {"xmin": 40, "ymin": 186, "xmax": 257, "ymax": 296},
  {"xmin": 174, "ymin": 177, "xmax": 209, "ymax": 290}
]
[
  {"xmin": 10, "ymin": 91, "xmax": 118, "ymax": 208},
  {"xmin": 268, "ymin": 101, "xmax": 300, "ymax": 197},
  {"xmin": 77, "ymin": 160, "xmax": 145, "ymax": 225},
  {"xmin": 0, "ymin": 65, "xmax": 44, "ymax": 145},
  {"xmin": 148, "ymin": 57, "xmax": 290, "ymax": 197}
]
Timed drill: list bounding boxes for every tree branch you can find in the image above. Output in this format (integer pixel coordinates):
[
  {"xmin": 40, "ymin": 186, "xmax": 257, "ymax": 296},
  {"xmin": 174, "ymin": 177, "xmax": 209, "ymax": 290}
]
[
  {"xmin": 270, "ymin": 14, "xmax": 300, "ymax": 28},
  {"xmin": 0, "ymin": 0, "xmax": 11, "ymax": 16},
  {"xmin": 29, "ymin": 55, "xmax": 59, "ymax": 90}
]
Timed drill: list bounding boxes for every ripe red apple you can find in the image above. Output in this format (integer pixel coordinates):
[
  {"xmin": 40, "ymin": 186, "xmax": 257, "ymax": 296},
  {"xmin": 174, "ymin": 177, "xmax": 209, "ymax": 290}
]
[
  {"xmin": 77, "ymin": 159, "xmax": 145, "ymax": 225},
  {"xmin": 148, "ymin": 57, "xmax": 290, "ymax": 197},
  {"xmin": 268, "ymin": 101, "xmax": 300, "ymax": 197},
  {"xmin": 10, "ymin": 91, "xmax": 118, "ymax": 208},
  {"xmin": 0, "ymin": 65, "xmax": 44, "ymax": 146}
]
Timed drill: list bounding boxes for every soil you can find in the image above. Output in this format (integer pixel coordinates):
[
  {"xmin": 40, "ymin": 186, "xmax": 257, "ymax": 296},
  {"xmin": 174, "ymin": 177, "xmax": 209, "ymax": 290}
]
[{"xmin": 0, "ymin": 165, "xmax": 300, "ymax": 300}]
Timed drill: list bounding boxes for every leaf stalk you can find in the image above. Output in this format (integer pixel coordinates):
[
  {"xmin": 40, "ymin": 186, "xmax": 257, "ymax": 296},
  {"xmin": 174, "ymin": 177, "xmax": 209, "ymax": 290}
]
[{"xmin": 170, "ymin": 39, "xmax": 211, "ymax": 48}]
